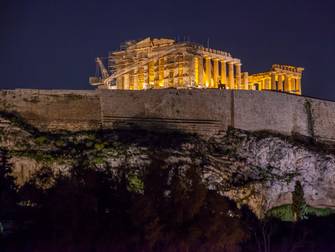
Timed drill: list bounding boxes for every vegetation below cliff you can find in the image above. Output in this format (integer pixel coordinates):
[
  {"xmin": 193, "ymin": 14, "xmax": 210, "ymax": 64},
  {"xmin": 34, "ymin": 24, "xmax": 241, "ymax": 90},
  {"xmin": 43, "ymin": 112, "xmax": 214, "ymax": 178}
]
[{"xmin": 1, "ymin": 112, "xmax": 335, "ymax": 251}]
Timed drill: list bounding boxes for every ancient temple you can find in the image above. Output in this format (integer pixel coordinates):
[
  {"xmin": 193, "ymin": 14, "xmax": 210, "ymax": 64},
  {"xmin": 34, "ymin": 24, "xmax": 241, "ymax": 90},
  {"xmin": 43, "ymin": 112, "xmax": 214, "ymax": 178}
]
[
  {"xmin": 248, "ymin": 64, "xmax": 304, "ymax": 95},
  {"xmin": 89, "ymin": 37, "xmax": 303, "ymax": 95}
]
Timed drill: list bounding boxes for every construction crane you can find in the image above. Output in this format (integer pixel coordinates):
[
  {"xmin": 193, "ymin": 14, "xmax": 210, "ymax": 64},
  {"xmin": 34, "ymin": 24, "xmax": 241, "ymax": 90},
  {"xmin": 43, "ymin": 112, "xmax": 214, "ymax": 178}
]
[
  {"xmin": 89, "ymin": 57, "xmax": 113, "ymax": 88},
  {"xmin": 96, "ymin": 57, "xmax": 109, "ymax": 79}
]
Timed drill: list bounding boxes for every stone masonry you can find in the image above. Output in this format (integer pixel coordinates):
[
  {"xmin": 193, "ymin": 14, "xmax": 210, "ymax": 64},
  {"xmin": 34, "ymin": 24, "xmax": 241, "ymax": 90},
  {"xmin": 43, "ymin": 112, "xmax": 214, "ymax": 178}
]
[{"xmin": 0, "ymin": 89, "xmax": 334, "ymax": 143}]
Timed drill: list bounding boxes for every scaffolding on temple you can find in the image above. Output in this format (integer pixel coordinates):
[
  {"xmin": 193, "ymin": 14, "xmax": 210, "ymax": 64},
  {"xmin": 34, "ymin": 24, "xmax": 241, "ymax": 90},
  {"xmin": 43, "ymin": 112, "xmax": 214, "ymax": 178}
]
[{"xmin": 89, "ymin": 37, "xmax": 304, "ymax": 95}]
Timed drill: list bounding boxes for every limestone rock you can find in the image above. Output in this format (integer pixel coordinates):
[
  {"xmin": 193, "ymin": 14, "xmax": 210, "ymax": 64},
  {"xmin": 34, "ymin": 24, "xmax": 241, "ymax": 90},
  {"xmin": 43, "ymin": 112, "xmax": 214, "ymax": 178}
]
[{"xmin": 1, "ymin": 113, "xmax": 335, "ymax": 217}]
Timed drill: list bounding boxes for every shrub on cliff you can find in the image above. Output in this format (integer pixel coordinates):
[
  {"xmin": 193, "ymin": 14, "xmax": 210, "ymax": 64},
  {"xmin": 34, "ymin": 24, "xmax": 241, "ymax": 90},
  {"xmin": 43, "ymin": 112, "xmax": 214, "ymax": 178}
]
[
  {"xmin": 0, "ymin": 150, "xmax": 17, "ymax": 219},
  {"xmin": 292, "ymin": 181, "xmax": 307, "ymax": 221}
]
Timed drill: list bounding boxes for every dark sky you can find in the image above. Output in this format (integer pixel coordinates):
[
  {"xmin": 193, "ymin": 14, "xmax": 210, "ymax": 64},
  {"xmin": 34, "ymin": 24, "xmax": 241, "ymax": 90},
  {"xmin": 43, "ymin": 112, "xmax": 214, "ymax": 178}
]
[{"xmin": 1, "ymin": 0, "xmax": 334, "ymax": 100}]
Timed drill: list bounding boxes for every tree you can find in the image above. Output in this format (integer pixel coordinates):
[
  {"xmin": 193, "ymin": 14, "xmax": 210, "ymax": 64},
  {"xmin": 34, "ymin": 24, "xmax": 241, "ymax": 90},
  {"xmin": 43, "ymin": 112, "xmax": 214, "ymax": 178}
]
[
  {"xmin": 0, "ymin": 150, "xmax": 17, "ymax": 219},
  {"xmin": 292, "ymin": 181, "xmax": 306, "ymax": 221}
]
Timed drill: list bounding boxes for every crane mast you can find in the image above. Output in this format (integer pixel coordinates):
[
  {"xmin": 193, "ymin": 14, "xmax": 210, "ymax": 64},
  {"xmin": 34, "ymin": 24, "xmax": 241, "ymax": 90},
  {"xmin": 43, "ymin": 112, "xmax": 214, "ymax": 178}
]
[
  {"xmin": 96, "ymin": 57, "xmax": 109, "ymax": 79},
  {"xmin": 89, "ymin": 57, "xmax": 111, "ymax": 87}
]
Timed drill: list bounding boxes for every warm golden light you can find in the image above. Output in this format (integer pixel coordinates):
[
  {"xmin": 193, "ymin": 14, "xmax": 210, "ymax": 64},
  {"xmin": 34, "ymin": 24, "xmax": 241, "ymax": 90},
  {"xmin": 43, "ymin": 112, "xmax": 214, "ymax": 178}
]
[
  {"xmin": 194, "ymin": 57, "xmax": 199, "ymax": 86},
  {"xmin": 92, "ymin": 37, "xmax": 303, "ymax": 95}
]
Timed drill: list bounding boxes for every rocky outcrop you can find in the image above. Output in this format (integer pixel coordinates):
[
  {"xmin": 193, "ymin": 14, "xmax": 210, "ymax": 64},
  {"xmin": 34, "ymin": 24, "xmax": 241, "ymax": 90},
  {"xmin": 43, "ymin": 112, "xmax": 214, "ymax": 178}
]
[
  {"xmin": 1, "ymin": 113, "xmax": 335, "ymax": 217},
  {"xmin": 207, "ymin": 131, "xmax": 335, "ymax": 216}
]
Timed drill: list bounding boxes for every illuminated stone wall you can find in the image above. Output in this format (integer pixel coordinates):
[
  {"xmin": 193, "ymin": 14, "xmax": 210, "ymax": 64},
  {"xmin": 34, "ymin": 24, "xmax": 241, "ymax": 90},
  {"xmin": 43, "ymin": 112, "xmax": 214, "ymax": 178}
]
[
  {"xmin": 233, "ymin": 91, "xmax": 309, "ymax": 136},
  {"xmin": 98, "ymin": 90, "xmax": 311, "ymax": 138},
  {"xmin": 99, "ymin": 89, "xmax": 231, "ymax": 135},
  {"xmin": 0, "ymin": 89, "xmax": 334, "ymax": 143},
  {"xmin": 101, "ymin": 89, "xmax": 335, "ymax": 143},
  {"xmin": 0, "ymin": 89, "xmax": 101, "ymax": 131}
]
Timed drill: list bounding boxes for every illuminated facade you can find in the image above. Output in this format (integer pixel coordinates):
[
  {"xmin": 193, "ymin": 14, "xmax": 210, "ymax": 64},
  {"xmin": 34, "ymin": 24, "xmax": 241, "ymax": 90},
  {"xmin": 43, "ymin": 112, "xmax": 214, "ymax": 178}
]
[
  {"xmin": 90, "ymin": 37, "xmax": 304, "ymax": 95},
  {"xmin": 248, "ymin": 64, "xmax": 304, "ymax": 95}
]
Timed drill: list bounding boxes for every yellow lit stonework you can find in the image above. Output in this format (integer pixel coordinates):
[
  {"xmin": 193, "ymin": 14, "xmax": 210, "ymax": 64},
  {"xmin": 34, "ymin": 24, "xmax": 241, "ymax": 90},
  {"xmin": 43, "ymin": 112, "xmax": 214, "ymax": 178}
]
[
  {"xmin": 194, "ymin": 57, "xmax": 199, "ymax": 86},
  {"xmin": 248, "ymin": 64, "xmax": 304, "ymax": 95},
  {"xmin": 158, "ymin": 58, "xmax": 165, "ymax": 87},
  {"xmin": 90, "ymin": 37, "xmax": 304, "ymax": 95}
]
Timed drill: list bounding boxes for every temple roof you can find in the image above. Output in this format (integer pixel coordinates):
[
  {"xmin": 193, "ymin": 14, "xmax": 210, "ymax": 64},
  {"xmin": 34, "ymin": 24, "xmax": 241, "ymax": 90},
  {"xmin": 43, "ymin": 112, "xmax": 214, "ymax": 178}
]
[{"xmin": 123, "ymin": 37, "xmax": 176, "ymax": 50}]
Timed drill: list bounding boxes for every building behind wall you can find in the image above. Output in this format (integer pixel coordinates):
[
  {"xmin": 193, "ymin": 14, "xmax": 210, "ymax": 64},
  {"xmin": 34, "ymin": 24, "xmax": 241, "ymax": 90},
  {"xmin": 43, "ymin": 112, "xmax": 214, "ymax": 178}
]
[
  {"xmin": 249, "ymin": 64, "xmax": 304, "ymax": 95},
  {"xmin": 89, "ymin": 37, "xmax": 303, "ymax": 95}
]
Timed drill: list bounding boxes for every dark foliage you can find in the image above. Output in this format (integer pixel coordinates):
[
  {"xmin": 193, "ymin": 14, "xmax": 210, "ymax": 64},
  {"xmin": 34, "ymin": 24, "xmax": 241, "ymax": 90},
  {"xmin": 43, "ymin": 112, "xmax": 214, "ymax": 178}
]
[
  {"xmin": 0, "ymin": 156, "xmax": 254, "ymax": 252},
  {"xmin": 292, "ymin": 181, "xmax": 306, "ymax": 221},
  {"xmin": 0, "ymin": 129, "xmax": 335, "ymax": 252},
  {"xmin": 0, "ymin": 150, "xmax": 17, "ymax": 219}
]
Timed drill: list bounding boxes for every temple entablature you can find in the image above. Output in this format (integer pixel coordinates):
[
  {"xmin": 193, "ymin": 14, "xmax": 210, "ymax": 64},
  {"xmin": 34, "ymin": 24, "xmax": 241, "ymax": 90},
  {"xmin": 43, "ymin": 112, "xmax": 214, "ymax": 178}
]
[{"xmin": 272, "ymin": 64, "xmax": 304, "ymax": 73}]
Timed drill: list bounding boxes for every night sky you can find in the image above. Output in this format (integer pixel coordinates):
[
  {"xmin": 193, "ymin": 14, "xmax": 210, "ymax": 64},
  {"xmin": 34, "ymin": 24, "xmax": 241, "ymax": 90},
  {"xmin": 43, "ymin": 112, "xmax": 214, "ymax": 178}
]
[{"xmin": 1, "ymin": 0, "xmax": 334, "ymax": 100}]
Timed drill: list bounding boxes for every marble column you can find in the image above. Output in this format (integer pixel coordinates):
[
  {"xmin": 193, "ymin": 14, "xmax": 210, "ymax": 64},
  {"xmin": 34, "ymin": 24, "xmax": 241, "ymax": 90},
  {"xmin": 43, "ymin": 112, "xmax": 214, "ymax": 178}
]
[
  {"xmin": 271, "ymin": 72, "xmax": 276, "ymax": 90},
  {"xmin": 213, "ymin": 59, "xmax": 219, "ymax": 88},
  {"xmin": 205, "ymin": 57, "xmax": 212, "ymax": 87},
  {"xmin": 163, "ymin": 57, "xmax": 169, "ymax": 88},
  {"xmin": 220, "ymin": 60, "xmax": 226, "ymax": 85},
  {"xmin": 116, "ymin": 76, "xmax": 123, "ymax": 90},
  {"xmin": 198, "ymin": 57, "xmax": 204, "ymax": 87},
  {"xmin": 228, "ymin": 61, "xmax": 234, "ymax": 89},
  {"xmin": 284, "ymin": 74, "xmax": 290, "ymax": 92},
  {"xmin": 148, "ymin": 61, "xmax": 155, "ymax": 88},
  {"xmin": 260, "ymin": 79, "xmax": 264, "ymax": 90},
  {"xmin": 188, "ymin": 57, "xmax": 195, "ymax": 87},
  {"xmin": 123, "ymin": 74, "xmax": 129, "ymax": 90},
  {"xmin": 291, "ymin": 77, "xmax": 296, "ymax": 93},
  {"xmin": 173, "ymin": 56, "xmax": 179, "ymax": 88},
  {"xmin": 235, "ymin": 63, "xmax": 242, "ymax": 89},
  {"xmin": 278, "ymin": 74, "xmax": 283, "ymax": 91},
  {"xmin": 296, "ymin": 77, "xmax": 301, "ymax": 95},
  {"xmin": 265, "ymin": 78, "xmax": 270, "ymax": 90},
  {"xmin": 143, "ymin": 65, "xmax": 149, "ymax": 89},
  {"xmin": 177, "ymin": 54, "xmax": 184, "ymax": 88},
  {"xmin": 192, "ymin": 57, "xmax": 198, "ymax": 87},
  {"xmin": 158, "ymin": 58, "xmax": 165, "ymax": 88},
  {"xmin": 242, "ymin": 72, "xmax": 249, "ymax": 90},
  {"xmin": 133, "ymin": 70, "xmax": 138, "ymax": 90}
]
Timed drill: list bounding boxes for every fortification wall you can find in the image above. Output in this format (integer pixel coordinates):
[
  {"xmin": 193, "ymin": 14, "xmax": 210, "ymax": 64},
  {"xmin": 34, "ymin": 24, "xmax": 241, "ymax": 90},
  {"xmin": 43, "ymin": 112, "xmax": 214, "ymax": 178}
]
[
  {"xmin": 99, "ymin": 89, "xmax": 332, "ymax": 142},
  {"xmin": 0, "ymin": 88, "xmax": 334, "ymax": 143},
  {"xmin": 233, "ymin": 91, "xmax": 310, "ymax": 137},
  {"xmin": 310, "ymin": 99, "xmax": 335, "ymax": 142},
  {"xmin": 99, "ymin": 89, "xmax": 231, "ymax": 135},
  {"xmin": 0, "ymin": 89, "xmax": 101, "ymax": 131}
]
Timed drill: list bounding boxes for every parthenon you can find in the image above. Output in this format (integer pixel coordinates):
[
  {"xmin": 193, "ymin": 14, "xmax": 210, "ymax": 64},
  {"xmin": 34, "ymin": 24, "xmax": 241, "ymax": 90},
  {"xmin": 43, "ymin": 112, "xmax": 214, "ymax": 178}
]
[{"xmin": 89, "ymin": 37, "xmax": 304, "ymax": 95}]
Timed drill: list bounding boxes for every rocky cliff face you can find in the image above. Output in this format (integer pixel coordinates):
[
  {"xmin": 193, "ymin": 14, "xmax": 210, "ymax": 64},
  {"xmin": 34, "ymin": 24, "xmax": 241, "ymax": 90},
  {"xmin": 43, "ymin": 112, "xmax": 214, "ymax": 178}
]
[{"xmin": 1, "ymin": 112, "xmax": 335, "ymax": 217}]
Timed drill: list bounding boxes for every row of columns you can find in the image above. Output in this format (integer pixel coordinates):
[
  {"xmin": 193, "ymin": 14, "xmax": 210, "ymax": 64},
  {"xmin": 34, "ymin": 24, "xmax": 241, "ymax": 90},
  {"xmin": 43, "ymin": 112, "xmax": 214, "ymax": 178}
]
[
  {"xmin": 118, "ymin": 55, "xmax": 189, "ymax": 90},
  {"xmin": 274, "ymin": 73, "xmax": 301, "ymax": 94},
  {"xmin": 283, "ymin": 75, "xmax": 301, "ymax": 94},
  {"xmin": 195, "ymin": 56, "xmax": 243, "ymax": 89},
  {"xmin": 118, "ymin": 56, "xmax": 269, "ymax": 92},
  {"xmin": 254, "ymin": 73, "xmax": 301, "ymax": 94},
  {"xmin": 119, "ymin": 62, "xmax": 302, "ymax": 95}
]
